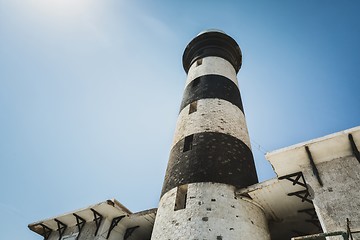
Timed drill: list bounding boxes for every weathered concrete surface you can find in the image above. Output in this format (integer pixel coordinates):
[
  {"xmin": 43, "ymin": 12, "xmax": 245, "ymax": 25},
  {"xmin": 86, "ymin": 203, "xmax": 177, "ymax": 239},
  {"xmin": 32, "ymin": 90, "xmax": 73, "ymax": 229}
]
[
  {"xmin": 153, "ymin": 31, "xmax": 264, "ymax": 239},
  {"xmin": 173, "ymin": 98, "xmax": 251, "ymax": 149},
  {"xmin": 185, "ymin": 56, "xmax": 238, "ymax": 87},
  {"xmin": 303, "ymin": 155, "xmax": 360, "ymax": 239},
  {"xmin": 180, "ymin": 74, "xmax": 244, "ymax": 113},
  {"xmin": 162, "ymin": 132, "xmax": 258, "ymax": 196},
  {"xmin": 46, "ymin": 219, "xmax": 118, "ymax": 240},
  {"xmin": 43, "ymin": 216, "xmax": 153, "ymax": 240},
  {"xmin": 151, "ymin": 182, "xmax": 270, "ymax": 240},
  {"xmin": 28, "ymin": 199, "xmax": 156, "ymax": 240}
]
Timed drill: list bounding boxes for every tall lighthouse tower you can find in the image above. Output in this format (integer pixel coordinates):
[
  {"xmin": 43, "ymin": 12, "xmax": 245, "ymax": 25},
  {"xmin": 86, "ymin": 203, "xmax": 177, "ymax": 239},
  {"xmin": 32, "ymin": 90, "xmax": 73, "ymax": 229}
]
[{"xmin": 151, "ymin": 30, "xmax": 270, "ymax": 239}]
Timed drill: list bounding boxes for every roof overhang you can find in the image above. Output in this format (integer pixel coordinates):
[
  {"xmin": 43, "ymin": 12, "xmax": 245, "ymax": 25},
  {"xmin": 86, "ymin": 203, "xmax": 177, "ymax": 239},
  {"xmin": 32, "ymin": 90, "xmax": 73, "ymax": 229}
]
[
  {"xmin": 266, "ymin": 126, "xmax": 360, "ymax": 177},
  {"xmin": 236, "ymin": 177, "xmax": 320, "ymax": 239},
  {"xmin": 28, "ymin": 199, "xmax": 156, "ymax": 239}
]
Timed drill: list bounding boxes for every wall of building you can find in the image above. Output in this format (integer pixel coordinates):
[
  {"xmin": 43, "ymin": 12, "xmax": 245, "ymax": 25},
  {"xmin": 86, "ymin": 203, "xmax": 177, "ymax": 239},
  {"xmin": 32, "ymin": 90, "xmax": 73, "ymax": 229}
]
[
  {"xmin": 151, "ymin": 182, "xmax": 270, "ymax": 240},
  {"xmin": 303, "ymin": 155, "xmax": 360, "ymax": 238}
]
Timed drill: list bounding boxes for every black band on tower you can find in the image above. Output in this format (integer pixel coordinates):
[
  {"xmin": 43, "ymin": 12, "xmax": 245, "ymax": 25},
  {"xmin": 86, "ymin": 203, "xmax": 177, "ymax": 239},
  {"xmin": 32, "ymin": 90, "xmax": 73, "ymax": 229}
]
[
  {"xmin": 161, "ymin": 132, "xmax": 258, "ymax": 197},
  {"xmin": 183, "ymin": 31, "xmax": 242, "ymax": 73},
  {"xmin": 179, "ymin": 74, "xmax": 244, "ymax": 113}
]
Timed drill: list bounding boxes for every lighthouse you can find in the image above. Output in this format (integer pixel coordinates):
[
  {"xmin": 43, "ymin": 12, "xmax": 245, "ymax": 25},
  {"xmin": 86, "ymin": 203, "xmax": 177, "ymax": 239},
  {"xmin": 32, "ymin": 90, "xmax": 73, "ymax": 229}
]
[
  {"xmin": 27, "ymin": 28, "xmax": 360, "ymax": 240},
  {"xmin": 150, "ymin": 30, "xmax": 271, "ymax": 239}
]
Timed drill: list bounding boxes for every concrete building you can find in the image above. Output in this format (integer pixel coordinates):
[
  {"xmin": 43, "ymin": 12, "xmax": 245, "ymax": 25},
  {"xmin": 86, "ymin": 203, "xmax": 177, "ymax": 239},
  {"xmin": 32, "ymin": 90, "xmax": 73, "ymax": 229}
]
[{"xmin": 28, "ymin": 30, "xmax": 360, "ymax": 240}]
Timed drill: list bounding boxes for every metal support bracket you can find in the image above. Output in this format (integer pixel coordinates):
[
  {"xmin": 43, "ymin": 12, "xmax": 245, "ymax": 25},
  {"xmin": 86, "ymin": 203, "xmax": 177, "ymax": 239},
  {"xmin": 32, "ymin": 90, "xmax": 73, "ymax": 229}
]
[
  {"xmin": 90, "ymin": 208, "xmax": 103, "ymax": 236},
  {"xmin": 288, "ymin": 190, "xmax": 312, "ymax": 203},
  {"xmin": 299, "ymin": 208, "xmax": 322, "ymax": 231},
  {"xmin": 54, "ymin": 219, "xmax": 67, "ymax": 240},
  {"xmin": 298, "ymin": 208, "xmax": 317, "ymax": 220},
  {"xmin": 280, "ymin": 172, "xmax": 313, "ymax": 204},
  {"xmin": 347, "ymin": 218, "xmax": 354, "ymax": 240},
  {"xmin": 279, "ymin": 172, "xmax": 307, "ymax": 188},
  {"xmin": 349, "ymin": 134, "xmax": 360, "ymax": 163},
  {"xmin": 39, "ymin": 223, "xmax": 52, "ymax": 240},
  {"xmin": 305, "ymin": 219, "xmax": 322, "ymax": 231},
  {"xmin": 305, "ymin": 146, "xmax": 323, "ymax": 187},
  {"xmin": 291, "ymin": 231, "xmax": 349, "ymax": 240},
  {"xmin": 106, "ymin": 215, "xmax": 126, "ymax": 239},
  {"xmin": 291, "ymin": 230, "xmax": 308, "ymax": 237},
  {"xmin": 124, "ymin": 226, "xmax": 139, "ymax": 240},
  {"xmin": 73, "ymin": 213, "xmax": 86, "ymax": 240}
]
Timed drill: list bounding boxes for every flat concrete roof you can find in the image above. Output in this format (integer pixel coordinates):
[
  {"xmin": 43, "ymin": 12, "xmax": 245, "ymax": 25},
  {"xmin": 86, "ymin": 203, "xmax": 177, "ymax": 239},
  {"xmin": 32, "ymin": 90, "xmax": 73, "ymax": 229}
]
[
  {"xmin": 236, "ymin": 177, "xmax": 320, "ymax": 239},
  {"xmin": 266, "ymin": 126, "xmax": 360, "ymax": 177},
  {"xmin": 28, "ymin": 199, "xmax": 156, "ymax": 239}
]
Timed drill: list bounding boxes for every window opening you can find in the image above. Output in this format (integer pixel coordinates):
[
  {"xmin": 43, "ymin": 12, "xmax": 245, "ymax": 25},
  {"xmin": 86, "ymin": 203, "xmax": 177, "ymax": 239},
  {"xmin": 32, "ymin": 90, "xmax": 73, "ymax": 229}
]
[
  {"xmin": 183, "ymin": 135, "xmax": 194, "ymax": 152},
  {"xmin": 174, "ymin": 184, "xmax": 188, "ymax": 211},
  {"xmin": 196, "ymin": 58, "xmax": 203, "ymax": 67},
  {"xmin": 189, "ymin": 101, "xmax": 197, "ymax": 114}
]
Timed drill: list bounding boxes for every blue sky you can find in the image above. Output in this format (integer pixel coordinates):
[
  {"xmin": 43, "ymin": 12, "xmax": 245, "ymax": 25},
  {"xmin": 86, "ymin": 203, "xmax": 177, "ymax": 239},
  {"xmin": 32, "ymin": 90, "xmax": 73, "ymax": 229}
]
[{"xmin": 1, "ymin": 1, "xmax": 360, "ymax": 239}]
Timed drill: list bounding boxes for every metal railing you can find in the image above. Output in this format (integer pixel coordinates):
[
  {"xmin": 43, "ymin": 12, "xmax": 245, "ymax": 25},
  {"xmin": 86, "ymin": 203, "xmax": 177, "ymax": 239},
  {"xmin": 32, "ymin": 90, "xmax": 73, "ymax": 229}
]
[
  {"xmin": 291, "ymin": 231, "xmax": 349, "ymax": 240},
  {"xmin": 291, "ymin": 218, "xmax": 360, "ymax": 240}
]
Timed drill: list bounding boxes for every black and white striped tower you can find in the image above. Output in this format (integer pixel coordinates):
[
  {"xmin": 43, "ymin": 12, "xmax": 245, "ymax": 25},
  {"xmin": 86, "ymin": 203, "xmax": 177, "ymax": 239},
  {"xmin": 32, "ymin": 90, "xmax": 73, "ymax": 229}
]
[{"xmin": 151, "ymin": 30, "xmax": 270, "ymax": 240}]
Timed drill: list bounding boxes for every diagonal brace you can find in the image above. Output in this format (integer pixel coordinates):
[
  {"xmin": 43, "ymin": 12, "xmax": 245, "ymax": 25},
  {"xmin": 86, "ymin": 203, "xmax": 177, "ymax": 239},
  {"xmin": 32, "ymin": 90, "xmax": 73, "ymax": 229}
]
[
  {"xmin": 279, "ymin": 172, "xmax": 307, "ymax": 188},
  {"xmin": 90, "ymin": 208, "xmax": 103, "ymax": 236},
  {"xmin": 39, "ymin": 223, "xmax": 52, "ymax": 240},
  {"xmin": 124, "ymin": 226, "xmax": 139, "ymax": 240},
  {"xmin": 106, "ymin": 215, "xmax": 126, "ymax": 239},
  {"xmin": 298, "ymin": 208, "xmax": 318, "ymax": 220},
  {"xmin": 288, "ymin": 190, "xmax": 312, "ymax": 203},
  {"xmin": 73, "ymin": 213, "xmax": 86, "ymax": 240},
  {"xmin": 349, "ymin": 134, "xmax": 360, "ymax": 163},
  {"xmin": 305, "ymin": 219, "xmax": 322, "ymax": 231},
  {"xmin": 54, "ymin": 219, "xmax": 67, "ymax": 240}
]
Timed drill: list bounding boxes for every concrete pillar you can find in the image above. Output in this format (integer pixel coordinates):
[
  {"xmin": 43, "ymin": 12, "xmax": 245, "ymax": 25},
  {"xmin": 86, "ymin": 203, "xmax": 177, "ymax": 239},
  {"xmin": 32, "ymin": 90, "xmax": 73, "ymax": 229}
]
[
  {"xmin": 303, "ymin": 155, "xmax": 360, "ymax": 239},
  {"xmin": 151, "ymin": 30, "xmax": 270, "ymax": 240}
]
